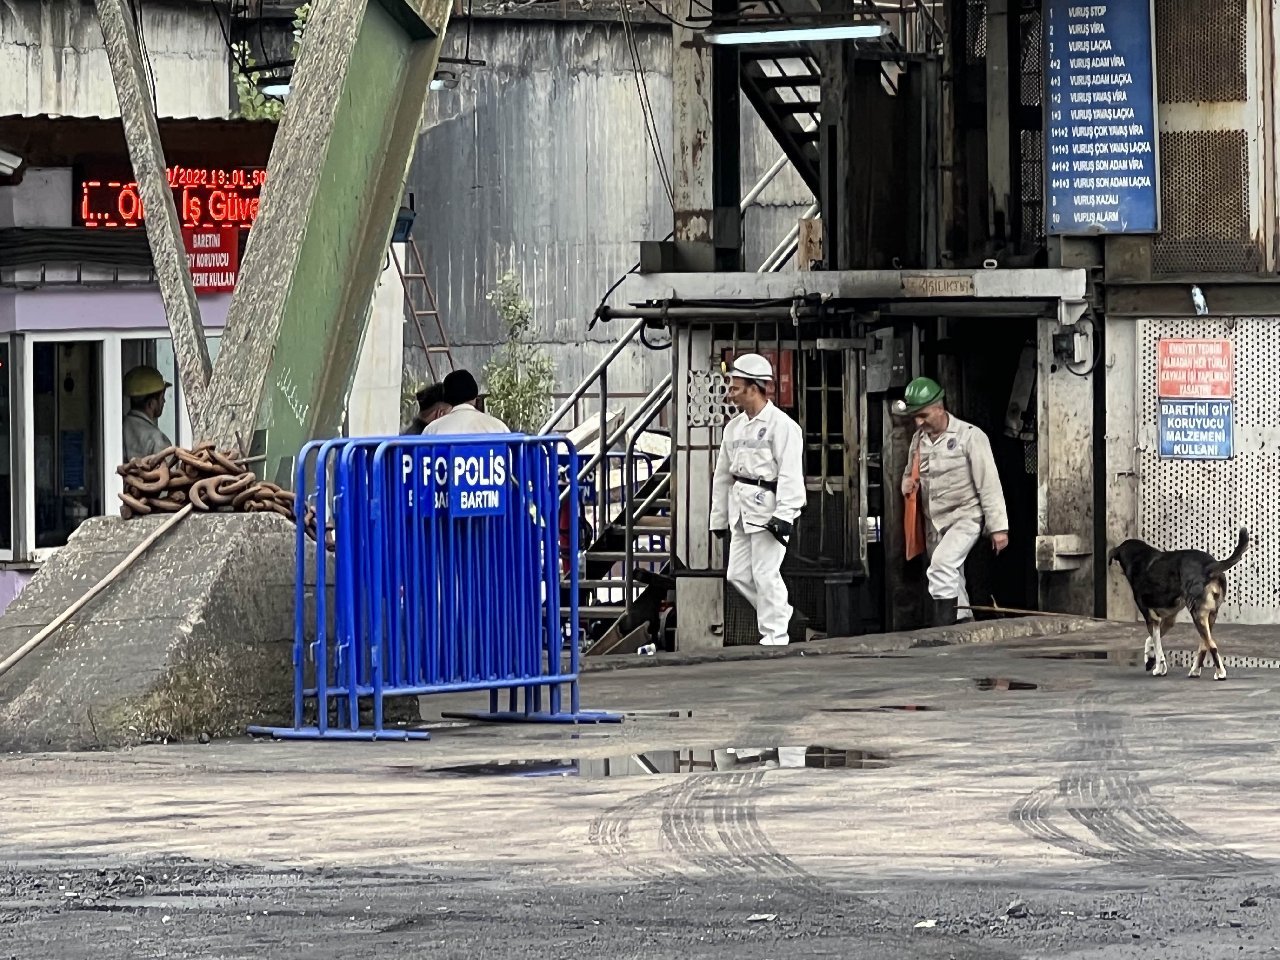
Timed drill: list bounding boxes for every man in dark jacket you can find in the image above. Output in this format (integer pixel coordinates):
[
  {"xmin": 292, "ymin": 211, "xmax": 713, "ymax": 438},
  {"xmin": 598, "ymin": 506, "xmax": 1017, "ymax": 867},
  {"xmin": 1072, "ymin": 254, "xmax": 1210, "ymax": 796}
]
[{"xmin": 403, "ymin": 382, "xmax": 450, "ymax": 435}]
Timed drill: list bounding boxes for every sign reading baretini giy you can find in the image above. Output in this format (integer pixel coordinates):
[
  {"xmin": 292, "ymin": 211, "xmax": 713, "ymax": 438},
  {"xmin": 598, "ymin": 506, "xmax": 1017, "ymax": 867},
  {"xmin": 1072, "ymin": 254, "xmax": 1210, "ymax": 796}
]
[{"xmin": 1156, "ymin": 338, "xmax": 1234, "ymax": 460}]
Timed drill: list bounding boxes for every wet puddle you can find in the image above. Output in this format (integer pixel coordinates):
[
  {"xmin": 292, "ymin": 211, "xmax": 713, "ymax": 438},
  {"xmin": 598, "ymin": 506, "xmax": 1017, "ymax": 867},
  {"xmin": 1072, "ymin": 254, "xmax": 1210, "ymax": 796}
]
[
  {"xmin": 974, "ymin": 677, "xmax": 1039, "ymax": 692},
  {"xmin": 411, "ymin": 745, "xmax": 891, "ymax": 779}
]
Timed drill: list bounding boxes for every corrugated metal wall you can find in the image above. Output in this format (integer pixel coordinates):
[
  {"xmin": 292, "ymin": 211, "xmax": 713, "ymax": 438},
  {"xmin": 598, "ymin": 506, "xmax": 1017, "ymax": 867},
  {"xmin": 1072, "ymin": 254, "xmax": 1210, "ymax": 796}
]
[
  {"xmin": 0, "ymin": 0, "xmax": 230, "ymax": 119},
  {"xmin": 407, "ymin": 17, "xmax": 813, "ymax": 399}
]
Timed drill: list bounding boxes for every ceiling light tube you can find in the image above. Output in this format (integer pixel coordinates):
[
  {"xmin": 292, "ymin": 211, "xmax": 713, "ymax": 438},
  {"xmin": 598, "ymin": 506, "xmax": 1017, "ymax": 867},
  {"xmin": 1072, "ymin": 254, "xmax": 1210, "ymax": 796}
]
[{"xmin": 704, "ymin": 23, "xmax": 890, "ymax": 45}]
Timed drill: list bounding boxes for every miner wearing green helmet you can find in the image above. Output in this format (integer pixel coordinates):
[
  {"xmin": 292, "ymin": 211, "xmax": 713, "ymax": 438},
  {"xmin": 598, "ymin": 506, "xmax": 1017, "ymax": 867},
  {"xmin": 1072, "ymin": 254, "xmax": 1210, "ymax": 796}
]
[{"xmin": 894, "ymin": 376, "xmax": 1009, "ymax": 627}]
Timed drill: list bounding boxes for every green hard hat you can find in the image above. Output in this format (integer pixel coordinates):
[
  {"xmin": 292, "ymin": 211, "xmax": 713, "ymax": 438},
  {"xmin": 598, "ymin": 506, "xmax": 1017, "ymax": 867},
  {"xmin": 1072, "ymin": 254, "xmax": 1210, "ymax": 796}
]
[{"xmin": 893, "ymin": 377, "xmax": 945, "ymax": 416}]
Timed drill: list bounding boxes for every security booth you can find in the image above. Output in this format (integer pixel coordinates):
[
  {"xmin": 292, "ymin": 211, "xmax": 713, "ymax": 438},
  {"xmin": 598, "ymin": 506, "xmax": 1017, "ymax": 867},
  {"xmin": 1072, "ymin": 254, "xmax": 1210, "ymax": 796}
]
[
  {"xmin": 0, "ymin": 114, "xmax": 274, "ymax": 605},
  {"xmin": 617, "ymin": 266, "xmax": 1090, "ymax": 643}
]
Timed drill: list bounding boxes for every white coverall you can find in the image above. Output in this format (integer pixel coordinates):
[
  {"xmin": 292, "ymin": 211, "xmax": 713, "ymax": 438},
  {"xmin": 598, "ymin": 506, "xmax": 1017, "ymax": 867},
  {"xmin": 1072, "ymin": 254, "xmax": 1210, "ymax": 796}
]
[
  {"xmin": 422, "ymin": 402, "xmax": 509, "ymax": 435},
  {"xmin": 903, "ymin": 414, "xmax": 1008, "ymax": 620},
  {"xmin": 710, "ymin": 402, "xmax": 807, "ymax": 644}
]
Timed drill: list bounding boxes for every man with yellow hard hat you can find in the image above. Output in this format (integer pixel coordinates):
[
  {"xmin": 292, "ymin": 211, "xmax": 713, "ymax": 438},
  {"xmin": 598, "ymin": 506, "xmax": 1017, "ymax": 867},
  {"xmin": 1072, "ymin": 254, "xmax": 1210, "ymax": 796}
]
[{"xmin": 122, "ymin": 365, "xmax": 172, "ymax": 463}]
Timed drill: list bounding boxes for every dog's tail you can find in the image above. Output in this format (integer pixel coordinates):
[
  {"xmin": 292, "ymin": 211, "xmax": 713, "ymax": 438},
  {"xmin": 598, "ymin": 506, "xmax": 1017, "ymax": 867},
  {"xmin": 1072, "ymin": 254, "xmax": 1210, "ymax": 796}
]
[{"xmin": 1209, "ymin": 528, "xmax": 1250, "ymax": 574}]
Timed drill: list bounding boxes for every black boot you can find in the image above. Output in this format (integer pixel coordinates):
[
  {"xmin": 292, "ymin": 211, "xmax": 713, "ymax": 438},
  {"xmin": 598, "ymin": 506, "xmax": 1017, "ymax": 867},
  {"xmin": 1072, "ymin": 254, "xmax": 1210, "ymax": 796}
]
[{"xmin": 932, "ymin": 597, "xmax": 957, "ymax": 627}]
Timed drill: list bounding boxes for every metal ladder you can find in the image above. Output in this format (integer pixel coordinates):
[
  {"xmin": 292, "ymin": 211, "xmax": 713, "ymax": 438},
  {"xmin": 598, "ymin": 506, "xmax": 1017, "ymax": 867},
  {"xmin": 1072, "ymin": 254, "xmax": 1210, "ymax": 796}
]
[{"xmin": 391, "ymin": 234, "xmax": 456, "ymax": 381}]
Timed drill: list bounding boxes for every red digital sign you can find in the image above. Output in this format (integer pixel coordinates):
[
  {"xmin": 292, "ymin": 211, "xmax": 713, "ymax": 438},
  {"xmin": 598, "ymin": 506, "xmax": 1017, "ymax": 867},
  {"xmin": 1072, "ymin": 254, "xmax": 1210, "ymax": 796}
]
[
  {"xmin": 77, "ymin": 165, "xmax": 266, "ymax": 230},
  {"xmin": 183, "ymin": 227, "xmax": 239, "ymax": 295}
]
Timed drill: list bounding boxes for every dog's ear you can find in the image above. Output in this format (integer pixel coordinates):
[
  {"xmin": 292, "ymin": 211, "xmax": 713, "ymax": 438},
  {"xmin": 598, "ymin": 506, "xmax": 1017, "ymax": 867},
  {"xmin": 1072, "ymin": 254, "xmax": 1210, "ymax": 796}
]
[{"xmin": 1106, "ymin": 546, "xmax": 1118, "ymax": 565}]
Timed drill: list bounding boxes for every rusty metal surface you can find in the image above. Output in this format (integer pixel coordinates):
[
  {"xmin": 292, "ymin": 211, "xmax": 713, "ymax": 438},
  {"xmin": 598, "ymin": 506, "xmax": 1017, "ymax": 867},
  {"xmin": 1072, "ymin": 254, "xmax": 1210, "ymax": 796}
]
[
  {"xmin": 116, "ymin": 444, "xmax": 295, "ymax": 520},
  {"xmin": 1155, "ymin": 0, "xmax": 1248, "ymax": 104},
  {"xmin": 1153, "ymin": 130, "xmax": 1261, "ymax": 275}
]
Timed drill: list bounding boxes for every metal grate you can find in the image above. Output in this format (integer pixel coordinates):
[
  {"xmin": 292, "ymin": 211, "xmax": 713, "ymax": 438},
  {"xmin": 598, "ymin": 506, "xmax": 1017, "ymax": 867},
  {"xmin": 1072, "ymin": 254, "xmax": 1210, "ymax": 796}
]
[
  {"xmin": 966, "ymin": 0, "xmax": 987, "ymax": 64},
  {"xmin": 1155, "ymin": 0, "xmax": 1247, "ymax": 104},
  {"xmin": 1152, "ymin": 131, "xmax": 1259, "ymax": 275},
  {"xmin": 723, "ymin": 572, "xmax": 826, "ymax": 645},
  {"xmin": 1136, "ymin": 319, "xmax": 1280, "ymax": 621}
]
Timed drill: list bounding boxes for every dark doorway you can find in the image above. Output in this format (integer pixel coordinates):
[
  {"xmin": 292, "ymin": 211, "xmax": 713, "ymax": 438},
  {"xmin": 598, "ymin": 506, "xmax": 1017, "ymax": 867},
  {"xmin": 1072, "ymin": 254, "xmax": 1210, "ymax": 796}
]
[{"xmin": 938, "ymin": 317, "xmax": 1039, "ymax": 614}]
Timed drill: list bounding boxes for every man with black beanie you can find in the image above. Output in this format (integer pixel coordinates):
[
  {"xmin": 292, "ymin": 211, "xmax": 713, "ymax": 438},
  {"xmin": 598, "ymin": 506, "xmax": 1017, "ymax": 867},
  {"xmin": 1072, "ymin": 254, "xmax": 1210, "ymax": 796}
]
[
  {"xmin": 422, "ymin": 369, "xmax": 509, "ymax": 435},
  {"xmin": 403, "ymin": 382, "xmax": 451, "ymax": 435}
]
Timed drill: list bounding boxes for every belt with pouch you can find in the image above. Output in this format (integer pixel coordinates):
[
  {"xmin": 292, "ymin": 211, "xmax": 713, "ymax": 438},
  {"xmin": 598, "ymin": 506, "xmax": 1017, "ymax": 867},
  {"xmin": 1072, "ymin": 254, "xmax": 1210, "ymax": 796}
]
[{"xmin": 733, "ymin": 474, "xmax": 778, "ymax": 493}]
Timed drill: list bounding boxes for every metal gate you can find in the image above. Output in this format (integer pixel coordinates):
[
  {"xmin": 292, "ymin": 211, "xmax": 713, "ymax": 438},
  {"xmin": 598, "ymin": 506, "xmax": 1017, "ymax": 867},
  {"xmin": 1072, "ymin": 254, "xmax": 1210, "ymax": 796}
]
[{"xmin": 1136, "ymin": 317, "xmax": 1280, "ymax": 623}]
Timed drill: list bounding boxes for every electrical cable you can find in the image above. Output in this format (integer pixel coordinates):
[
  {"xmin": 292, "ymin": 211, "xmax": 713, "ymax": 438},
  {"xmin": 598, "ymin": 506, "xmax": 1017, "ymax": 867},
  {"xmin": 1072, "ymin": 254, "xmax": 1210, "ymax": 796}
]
[
  {"xmin": 130, "ymin": 0, "xmax": 159, "ymax": 111},
  {"xmin": 636, "ymin": 0, "xmax": 706, "ymax": 30},
  {"xmin": 1064, "ymin": 316, "xmax": 1101, "ymax": 378},
  {"xmin": 619, "ymin": 0, "xmax": 675, "ymax": 210}
]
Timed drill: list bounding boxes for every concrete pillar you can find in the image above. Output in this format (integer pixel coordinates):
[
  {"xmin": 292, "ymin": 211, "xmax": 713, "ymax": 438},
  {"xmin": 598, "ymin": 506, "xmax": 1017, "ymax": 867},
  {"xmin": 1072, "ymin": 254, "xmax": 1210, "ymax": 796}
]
[
  {"xmin": 672, "ymin": 22, "xmax": 713, "ymax": 246},
  {"xmin": 348, "ymin": 245, "xmax": 406, "ymax": 437},
  {"xmin": 94, "ymin": 0, "xmax": 212, "ymax": 431},
  {"xmin": 202, "ymin": 0, "xmax": 452, "ymax": 483}
]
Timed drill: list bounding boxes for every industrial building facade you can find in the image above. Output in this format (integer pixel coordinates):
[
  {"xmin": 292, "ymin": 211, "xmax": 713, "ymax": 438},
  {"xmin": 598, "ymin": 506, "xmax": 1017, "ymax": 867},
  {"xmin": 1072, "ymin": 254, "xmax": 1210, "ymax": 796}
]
[{"xmin": 604, "ymin": 0, "xmax": 1280, "ymax": 640}]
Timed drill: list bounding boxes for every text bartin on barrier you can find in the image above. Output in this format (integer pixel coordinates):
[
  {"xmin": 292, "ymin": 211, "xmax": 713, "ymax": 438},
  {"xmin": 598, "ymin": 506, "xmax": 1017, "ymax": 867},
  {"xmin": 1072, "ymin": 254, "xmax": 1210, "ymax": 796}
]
[{"xmin": 399, "ymin": 442, "xmax": 512, "ymax": 517}]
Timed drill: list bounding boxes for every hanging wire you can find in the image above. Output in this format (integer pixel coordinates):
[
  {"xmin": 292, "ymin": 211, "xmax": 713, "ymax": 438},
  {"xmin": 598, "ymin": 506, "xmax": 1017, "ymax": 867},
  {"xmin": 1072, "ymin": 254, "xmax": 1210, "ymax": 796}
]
[
  {"xmin": 130, "ymin": 0, "xmax": 159, "ymax": 111},
  {"xmin": 619, "ymin": 0, "xmax": 675, "ymax": 210}
]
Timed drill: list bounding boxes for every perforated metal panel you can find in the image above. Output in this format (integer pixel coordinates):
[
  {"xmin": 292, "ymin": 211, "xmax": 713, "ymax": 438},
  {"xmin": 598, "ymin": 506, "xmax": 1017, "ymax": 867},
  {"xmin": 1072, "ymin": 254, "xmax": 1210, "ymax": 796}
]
[
  {"xmin": 685, "ymin": 369, "xmax": 731, "ymax": 427},
  {"xmin": 1153, "ymin": 131, "xmax": 1260, "ymax": 275},
  {"xmin": 1155, "ymin": 0, "xmax": 1247, "ymax": 104},
  {"xmin": 966, "ymin": 0, "xmax": 987, "ymax": 64},
  {"xmin": 1136, "ymin": 319, "xmax": 1280, "ymax": 622}
]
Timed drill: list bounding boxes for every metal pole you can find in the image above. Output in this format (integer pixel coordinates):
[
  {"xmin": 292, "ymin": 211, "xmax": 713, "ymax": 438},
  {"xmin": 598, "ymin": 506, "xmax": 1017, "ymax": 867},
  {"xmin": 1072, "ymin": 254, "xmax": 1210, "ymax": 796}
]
[
  {"xmin": 758, "ymin": 203, "xmax": 821, "ymax": 273},
  {"xmin": 598, "ymin": 368, "xmax": 609, "ymax": 529}
]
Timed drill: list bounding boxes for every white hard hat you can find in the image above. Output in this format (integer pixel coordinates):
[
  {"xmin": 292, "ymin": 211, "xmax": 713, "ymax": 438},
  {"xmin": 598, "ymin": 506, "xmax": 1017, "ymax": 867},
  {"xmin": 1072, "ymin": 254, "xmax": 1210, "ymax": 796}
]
[{"xmin": 727, "ymin": 353, "xmax": 774, "ymax": 381}]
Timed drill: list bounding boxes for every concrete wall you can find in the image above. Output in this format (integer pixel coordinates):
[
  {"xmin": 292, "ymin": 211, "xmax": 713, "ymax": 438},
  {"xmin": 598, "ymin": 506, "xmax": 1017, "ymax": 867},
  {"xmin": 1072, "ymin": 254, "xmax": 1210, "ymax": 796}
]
[
  {"xmin": 407, "ymin": 16, "xmax": 814, "ymax": 403},
  {"xmin": 0, "ymin": 0, "xmax": 230, "ymax": 119}
]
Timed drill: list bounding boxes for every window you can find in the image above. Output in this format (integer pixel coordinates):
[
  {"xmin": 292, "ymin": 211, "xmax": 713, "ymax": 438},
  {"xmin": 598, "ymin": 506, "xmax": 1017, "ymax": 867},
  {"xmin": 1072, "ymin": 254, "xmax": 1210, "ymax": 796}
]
[{"xmin": 33, "ymin": 341, "xmax": 103, "ymax": 549}]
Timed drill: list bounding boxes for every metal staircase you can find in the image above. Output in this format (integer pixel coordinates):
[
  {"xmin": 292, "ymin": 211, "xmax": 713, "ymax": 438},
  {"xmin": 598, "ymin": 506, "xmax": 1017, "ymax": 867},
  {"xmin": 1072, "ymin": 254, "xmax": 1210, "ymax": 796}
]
[{"xmin": 737, "ymin": 0, "xmax": 944, "ymax": 196}]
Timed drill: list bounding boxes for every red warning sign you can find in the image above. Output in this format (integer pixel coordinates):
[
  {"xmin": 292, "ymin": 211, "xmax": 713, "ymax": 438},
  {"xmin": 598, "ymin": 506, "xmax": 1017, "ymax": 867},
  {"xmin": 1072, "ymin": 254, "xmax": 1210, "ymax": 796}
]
[
  {"xmin": 1157, "ymin": 338, "xmax": 1233, "ymax": 399},
  {"xmin": 182, "ymin": 227, "xmax": 239, "ymax": 295}
]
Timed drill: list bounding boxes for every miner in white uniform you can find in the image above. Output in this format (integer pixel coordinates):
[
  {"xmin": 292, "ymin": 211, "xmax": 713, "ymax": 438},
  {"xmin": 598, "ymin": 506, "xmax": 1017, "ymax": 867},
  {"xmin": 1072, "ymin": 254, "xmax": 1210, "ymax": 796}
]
[
  {"xmin": 709, "ymin": 354, "xmax": 807, "ymax": 646},
  {"xmin": 895, "ymin": 376, "xmax": 1009, "ymax": 626}
]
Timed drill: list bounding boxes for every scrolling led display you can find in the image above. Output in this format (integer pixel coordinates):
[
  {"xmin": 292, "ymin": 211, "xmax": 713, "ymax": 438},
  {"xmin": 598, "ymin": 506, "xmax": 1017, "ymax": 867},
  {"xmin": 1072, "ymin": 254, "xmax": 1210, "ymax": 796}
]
[{"xmin": 77, "ymin": 165, "xmax": 267, "ymax": 230}]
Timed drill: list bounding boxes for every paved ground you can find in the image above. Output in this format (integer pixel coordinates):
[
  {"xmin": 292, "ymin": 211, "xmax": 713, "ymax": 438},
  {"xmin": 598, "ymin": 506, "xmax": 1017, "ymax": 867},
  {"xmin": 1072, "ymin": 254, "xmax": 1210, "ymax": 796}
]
[{"xmin": 4, "ymin": 621, "xmax": 1280, "ymax": 958}]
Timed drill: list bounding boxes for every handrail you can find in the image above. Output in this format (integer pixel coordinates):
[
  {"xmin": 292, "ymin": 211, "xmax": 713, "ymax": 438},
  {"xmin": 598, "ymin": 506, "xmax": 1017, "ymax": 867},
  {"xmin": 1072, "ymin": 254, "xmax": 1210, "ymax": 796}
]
[
  {"xmin": 623, "ymin": 378, "xmax": 675, "ymax": 613},
  {"xmin": 560, "ymin": 372, "xmax": 673, "ymax": 506},
  {"xmin": 539, "ymin": 315, "xmax": 648, "ymax": 436}
]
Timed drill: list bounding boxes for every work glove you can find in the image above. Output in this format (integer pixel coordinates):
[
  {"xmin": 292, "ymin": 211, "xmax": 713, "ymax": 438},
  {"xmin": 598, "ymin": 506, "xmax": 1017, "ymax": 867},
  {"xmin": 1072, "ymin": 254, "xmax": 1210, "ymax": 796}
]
[
  {"xmin": 711, "ymin": 529, "xmax": 728, "ymax": 541},
  {"xmin": 765, "ymin": 517, "xmax": 793, "ymax": 546}
]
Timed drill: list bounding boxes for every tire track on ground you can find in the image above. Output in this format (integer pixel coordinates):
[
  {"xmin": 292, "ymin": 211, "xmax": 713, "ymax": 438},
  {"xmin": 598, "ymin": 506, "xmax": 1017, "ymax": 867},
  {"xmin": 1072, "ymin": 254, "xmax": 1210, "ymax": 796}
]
[{"xmin": 1013, "ymin": 690, "xmax": 1263, "ymax": 870}]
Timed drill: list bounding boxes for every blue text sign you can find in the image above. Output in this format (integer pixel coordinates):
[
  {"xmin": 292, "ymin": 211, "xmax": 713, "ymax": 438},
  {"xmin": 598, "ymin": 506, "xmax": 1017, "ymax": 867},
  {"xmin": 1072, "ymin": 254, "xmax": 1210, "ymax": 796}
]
[
  {"xmin": 1044, "ymin": 0, "xmax": 1160, "ymax": 235},
  {"xmin": 1158, "ymin": 400, "xmax": 1233, "ymax": 460},
  {"xmin": 399, "ymin": 444, "xmax": 511, "ymax": 516}
]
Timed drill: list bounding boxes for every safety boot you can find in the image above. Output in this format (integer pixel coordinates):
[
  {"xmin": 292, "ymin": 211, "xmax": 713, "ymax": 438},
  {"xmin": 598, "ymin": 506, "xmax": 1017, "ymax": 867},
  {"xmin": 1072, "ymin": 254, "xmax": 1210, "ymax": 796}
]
[{"xmin": 931, "ymin": 597, "xmax": 957, "ymax": 627}]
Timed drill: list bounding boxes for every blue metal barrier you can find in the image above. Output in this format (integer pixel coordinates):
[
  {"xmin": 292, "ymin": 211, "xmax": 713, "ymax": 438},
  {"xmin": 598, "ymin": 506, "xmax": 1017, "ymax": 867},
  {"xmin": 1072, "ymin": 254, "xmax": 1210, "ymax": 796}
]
[{"xmin": 249, "ymin": 434, "xmax": 622, "ymax": 741}]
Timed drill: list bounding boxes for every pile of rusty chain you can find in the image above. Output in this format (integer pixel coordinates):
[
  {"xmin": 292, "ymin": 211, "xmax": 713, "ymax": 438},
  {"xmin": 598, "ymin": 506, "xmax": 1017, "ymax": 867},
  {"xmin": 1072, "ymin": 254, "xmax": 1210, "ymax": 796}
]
[{"xmin": 117, "ymin": 443, "xmax": 297, "ymax": 521}]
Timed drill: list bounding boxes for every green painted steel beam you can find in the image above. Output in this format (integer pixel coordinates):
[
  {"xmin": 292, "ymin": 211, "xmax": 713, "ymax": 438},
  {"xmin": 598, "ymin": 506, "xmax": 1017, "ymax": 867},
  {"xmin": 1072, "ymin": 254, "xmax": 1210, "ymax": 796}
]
[{"xmin": 202, "ymin": 0, "xmax": 451, "ymax": 482}]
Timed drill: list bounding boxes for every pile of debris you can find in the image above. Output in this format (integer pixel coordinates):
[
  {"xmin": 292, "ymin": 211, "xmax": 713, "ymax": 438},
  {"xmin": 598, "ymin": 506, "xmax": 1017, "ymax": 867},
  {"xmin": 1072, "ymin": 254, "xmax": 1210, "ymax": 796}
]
[{"xmin": 116, "ymin": 444, "xmax": 296, "ymax": 520}]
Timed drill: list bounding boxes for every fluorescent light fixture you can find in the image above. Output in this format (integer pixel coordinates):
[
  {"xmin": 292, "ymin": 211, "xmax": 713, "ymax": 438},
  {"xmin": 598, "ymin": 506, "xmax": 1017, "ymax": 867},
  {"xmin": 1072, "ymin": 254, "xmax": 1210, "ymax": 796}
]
[
  {"xmin": 257, "ymin": 77, "xmax": 291, "ymax": 98},
  {"xmin": 430, "ymin": 70, "xmax": 459, "ymax": 91},
  {"xmin": 705, "ymin": 22, "xmax": 890, "ymax": 45}
]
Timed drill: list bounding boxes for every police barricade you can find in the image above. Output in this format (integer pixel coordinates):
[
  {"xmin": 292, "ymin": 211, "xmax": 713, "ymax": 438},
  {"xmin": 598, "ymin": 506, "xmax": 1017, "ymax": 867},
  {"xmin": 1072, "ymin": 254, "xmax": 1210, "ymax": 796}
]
[{"xmin": 249, "ymin": 434, "xmax": 622, "ymax": 741}]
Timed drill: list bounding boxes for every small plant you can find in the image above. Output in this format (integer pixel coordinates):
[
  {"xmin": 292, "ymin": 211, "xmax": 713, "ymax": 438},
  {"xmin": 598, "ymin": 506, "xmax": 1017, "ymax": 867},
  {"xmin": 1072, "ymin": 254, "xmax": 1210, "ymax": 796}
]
[
  {"xmin": 482, "ymin": 271, "xmax": 556, "ymax": 434},
  {"xmin": 232, "ymin": 3, "xmax": 312, "ymax": 120}
]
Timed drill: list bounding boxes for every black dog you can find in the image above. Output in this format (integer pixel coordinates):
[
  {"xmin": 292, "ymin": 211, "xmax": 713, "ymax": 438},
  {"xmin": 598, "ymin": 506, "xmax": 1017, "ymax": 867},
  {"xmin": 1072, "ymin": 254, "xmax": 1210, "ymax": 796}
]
[{"xmin": 1107, "ymin": 529, "xmax": 1249, "ymax": 681}]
